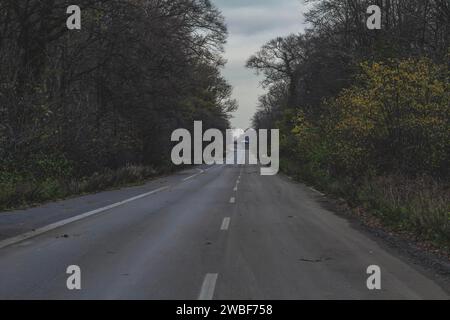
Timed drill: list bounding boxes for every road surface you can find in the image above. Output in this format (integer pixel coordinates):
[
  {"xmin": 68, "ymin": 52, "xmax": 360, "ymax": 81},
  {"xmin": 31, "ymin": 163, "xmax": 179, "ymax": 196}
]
[{"xmin": 0, "ymin": 152, "xmax": 448, "ymax": 299}]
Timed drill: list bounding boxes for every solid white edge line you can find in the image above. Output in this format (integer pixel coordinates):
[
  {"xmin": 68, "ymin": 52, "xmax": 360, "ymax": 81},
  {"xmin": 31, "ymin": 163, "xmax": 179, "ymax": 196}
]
[
  {"xmin": 198, "ymin": 273, "xmax": 218, "ymax": 300},
  {"xmin": 309, "ymin": 187, "xmax": 325, "ymax": 196},
  {"xmin": 0, "ymin": 164, "xmax": 224, "ymax": 249},
  {"xmin": 182, "ymin": 168, "xmax": 205, "ymax": 181},
  {"xmin": 220, "ymin": 217, "xmax": 231, "ymax": 231},
  {"xmin": 183, "ymin": 174, "xmax": 197, "ymax": 181},
  {"xmin": 0, "ymin": 186, "xmax": 169, "ymax": 250},
  {"xmin": 204, "ymin": 164, "xmax": 226, "ymax": 172}
]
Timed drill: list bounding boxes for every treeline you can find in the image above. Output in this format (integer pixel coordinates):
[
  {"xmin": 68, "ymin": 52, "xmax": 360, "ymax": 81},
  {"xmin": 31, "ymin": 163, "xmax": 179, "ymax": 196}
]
[
  {"xmin": 248, "ymin": 0, "xmax": 449, "ymax": 246},
  {"xmin": 0, "ymin": 0, "xmax": 236, "ymax": 208}
]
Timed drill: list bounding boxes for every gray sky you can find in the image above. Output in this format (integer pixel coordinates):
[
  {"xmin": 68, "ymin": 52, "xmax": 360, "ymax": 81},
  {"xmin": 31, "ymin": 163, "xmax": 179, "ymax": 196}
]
[{"xmin": 213, "ymin": 0, "xmax": 308, "ymax": 129}]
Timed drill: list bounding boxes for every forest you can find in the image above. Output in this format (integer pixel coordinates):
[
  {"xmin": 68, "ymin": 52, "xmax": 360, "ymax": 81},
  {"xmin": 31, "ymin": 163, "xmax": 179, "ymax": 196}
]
[
  {"xmin": 0, "ymin": 0, "xmax": 236, "ymax": 209},
  {"xmin": 248, "ymin": 0, "xmax": 449, "ymax": 248}
]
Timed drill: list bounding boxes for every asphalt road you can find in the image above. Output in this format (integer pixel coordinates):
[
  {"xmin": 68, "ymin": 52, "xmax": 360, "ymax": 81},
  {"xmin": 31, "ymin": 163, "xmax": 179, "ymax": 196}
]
[{"xmin": 0, "ymin": 152, "xmax": 448, "ymax": 299}]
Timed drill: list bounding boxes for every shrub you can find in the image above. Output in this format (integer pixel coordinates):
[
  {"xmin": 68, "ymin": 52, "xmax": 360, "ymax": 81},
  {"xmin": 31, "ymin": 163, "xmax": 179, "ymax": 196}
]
[
  {"xmin": 0, "ymin": 165, "xmax": 162, "ymax": 211},
  {"xmin": 324, "ymin": 58, "xmax": 449, "ymax": 177},
  {"xmin": 288, "ymin": 58, "xmax": 450, "ymax": 248}
]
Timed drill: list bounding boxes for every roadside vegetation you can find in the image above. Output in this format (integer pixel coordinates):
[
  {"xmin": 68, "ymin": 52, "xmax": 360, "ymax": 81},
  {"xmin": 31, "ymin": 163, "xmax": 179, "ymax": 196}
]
[
  {"xmin": 0, "ymin": 0, "xmax": 236, "ymax": 210},
  {"xmin": 0, "ymin": 165, "xmax": 176, "ymax": 211},
  {"xmin": 249, "ymin": 0, "xmax": 450, "ymax": 249}
]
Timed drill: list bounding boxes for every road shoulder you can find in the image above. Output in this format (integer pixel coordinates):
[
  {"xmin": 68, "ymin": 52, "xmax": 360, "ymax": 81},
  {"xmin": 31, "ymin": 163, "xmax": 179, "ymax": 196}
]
[{"xmin": 281, "ymin": 173, "xmax": 450, "ymax": 296}]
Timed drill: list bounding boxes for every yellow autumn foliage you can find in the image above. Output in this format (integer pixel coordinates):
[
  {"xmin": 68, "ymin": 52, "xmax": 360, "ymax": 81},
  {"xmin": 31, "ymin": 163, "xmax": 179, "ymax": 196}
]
[{"xmin": 293, "ymin": 58, "xmax": 449, "ymax": 177}]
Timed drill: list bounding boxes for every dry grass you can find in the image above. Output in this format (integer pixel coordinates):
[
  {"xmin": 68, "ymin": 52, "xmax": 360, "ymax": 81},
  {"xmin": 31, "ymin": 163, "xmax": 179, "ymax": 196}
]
[
  {"xmin": 358, "ymin": 175, "xmax": 450, "ymax": 246},
  {"xmin": 281, "ymin": 158, "xmax": 450, "ymax": 249},
  {"xmin": 0, "ymin": 165, "xmax": 165, "ymax": 211}
]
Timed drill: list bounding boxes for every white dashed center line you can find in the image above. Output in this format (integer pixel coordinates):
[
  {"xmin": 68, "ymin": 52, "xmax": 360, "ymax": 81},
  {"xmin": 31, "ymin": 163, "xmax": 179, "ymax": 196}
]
[
  {"xmin": 198, "ymin": 273, "xmax": 218, "ymax": 300},
  {"xmin": 221, "ymin": 217, "xmax": 231, "ymax": 230}
]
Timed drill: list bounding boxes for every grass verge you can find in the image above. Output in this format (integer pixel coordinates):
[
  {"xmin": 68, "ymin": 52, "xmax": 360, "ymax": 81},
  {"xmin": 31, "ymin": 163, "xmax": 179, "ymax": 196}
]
[{"xmin": 0, "ymin": 165, "xmax": 177, "ymax": 211}]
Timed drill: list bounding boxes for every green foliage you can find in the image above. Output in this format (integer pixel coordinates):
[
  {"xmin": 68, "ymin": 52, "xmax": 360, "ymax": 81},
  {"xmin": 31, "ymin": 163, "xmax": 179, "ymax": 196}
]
[
  {"xmin": 249, "ymin": 0, "xmax": 450, "ymax": 248},
  {"xmin": 293, "ymin": 58, "xmax": 449, "ymax": 178},
  {"xmin": 0, "ymin": 0, "xmax": 235, "ymax": 209},
  {"xmin": 287, "ymin": 58, "xmax": 450, "ymax": 246},
  {"xmin": 0, "ymin": 165, "xmax": 163, "ymax": 211}
]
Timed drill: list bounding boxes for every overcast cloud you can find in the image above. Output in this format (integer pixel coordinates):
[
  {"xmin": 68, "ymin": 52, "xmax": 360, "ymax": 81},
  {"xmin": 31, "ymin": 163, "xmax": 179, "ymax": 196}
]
[{"xmin": 213, "ymin": 0, "xmax": 308, "ymax": 129}]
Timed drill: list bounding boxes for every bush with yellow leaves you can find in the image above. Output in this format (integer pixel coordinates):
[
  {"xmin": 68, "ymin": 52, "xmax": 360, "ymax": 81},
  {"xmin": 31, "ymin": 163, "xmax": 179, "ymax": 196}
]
[
  {"xmin": 294, "ymin": 58, "xmax": 449, "ymax": 178},
  {"xmin": 290, "ymin": 58, "xmax": 450, "ymax": 247}
]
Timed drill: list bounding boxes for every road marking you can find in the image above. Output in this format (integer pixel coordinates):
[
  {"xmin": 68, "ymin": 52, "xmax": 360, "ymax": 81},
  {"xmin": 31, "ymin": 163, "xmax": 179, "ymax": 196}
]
[
  {"xmin": 204, "ymin": 164, "xmax": 225, "ymax": 172},
  {"xmin": 183, "ymin": 168, "xmax": 205, "ymax": 181},
  {"xmin": 221, "ymin": 217, "xmax": 231, "ymax": 230},
  {"xmin": 229, "ymin": 197, "xmax": 235, "ymax": 204},
  {"xmin": 0, "ymin": 186, "xmax": 170, "ymax": 250},
  {"xmin": 204, "ymin": 165, "xmax": 219, "ymax": 172},
  {"xmin": 198, "ymin": 273, "xmax": 218, "ymax": 300},
  {"xmin": 183, "ymin": 175, "xmax": 196, "ymax": 181},
  {"xmin": 233, "ymin": 186, "xmax": 238, "ymax": 192},
  {"xmin": 309, "ymin": 187, "xmax": 325, "ymax": 196}
]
